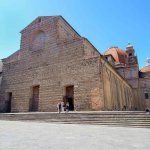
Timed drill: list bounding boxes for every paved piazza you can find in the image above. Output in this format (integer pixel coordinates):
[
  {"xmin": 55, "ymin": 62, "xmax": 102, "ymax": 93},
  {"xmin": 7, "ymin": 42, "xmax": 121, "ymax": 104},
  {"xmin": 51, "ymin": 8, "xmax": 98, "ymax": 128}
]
[{"xmin": 0, "ymin": 120, "xmax": 150, "ymax": 150}]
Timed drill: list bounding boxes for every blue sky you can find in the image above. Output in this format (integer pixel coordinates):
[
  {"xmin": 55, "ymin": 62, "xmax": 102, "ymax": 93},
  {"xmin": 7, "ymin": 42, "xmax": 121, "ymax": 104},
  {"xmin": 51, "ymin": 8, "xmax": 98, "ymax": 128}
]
[{"xmin": 0, "ymin": 0, "xmax": 150, "ymax": 69}]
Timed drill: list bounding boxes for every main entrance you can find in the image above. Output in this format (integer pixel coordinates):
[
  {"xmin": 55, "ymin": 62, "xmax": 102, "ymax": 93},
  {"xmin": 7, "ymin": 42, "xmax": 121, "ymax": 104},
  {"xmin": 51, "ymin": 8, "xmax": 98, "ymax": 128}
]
[
  {"xmin": 65, "ymin": 85, "xmax": 74, "ymax": 111},
  {"xmin": 29, "ymin": 85, "xmax": 39, "ymax": 111}
]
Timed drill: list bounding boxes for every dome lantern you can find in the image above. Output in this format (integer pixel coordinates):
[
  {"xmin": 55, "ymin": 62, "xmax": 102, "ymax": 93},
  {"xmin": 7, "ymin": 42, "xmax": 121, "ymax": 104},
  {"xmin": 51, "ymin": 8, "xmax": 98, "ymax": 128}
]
[{"xmin": 146, "ymin": 57, "xmax": 150, "ymax": 66}]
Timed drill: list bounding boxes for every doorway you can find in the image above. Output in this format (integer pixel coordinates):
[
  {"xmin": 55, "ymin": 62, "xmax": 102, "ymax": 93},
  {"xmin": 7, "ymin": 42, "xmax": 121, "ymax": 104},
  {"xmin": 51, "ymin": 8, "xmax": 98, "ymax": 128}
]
[
  {"xmin": 6, "ymin": 92, "xmax": 12, "ymax": 113},
  {"xmin": 65, "ymin": 85, "xmax": 74, "ymax": 111},
  {"xmin": 29, "ymin": 85, "xmax": 39, "ymax": 111}
]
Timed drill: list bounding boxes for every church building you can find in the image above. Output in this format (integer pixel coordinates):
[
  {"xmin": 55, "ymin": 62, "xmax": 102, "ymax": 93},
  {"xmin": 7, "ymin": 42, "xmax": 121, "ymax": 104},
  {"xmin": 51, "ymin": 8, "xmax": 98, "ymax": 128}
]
[
  {"xmin": 0, "ymin": 16, "xmax": 149, "ymax": 112},
  {"xmin": 104, "ymin": 45, "xmax": 150, "ymax": 110}
]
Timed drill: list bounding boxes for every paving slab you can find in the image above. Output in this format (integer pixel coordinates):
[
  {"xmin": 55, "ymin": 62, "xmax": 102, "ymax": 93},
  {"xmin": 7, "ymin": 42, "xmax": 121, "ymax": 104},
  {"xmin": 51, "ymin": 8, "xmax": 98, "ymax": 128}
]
[{"xmin": 0, "ymin": 120, "xmax": 150, "ymax": 150}]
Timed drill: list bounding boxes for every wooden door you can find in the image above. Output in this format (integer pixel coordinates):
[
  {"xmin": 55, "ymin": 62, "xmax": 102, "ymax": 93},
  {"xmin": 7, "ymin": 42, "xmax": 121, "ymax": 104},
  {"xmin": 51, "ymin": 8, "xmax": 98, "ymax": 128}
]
[
  {"xmin": 30, "ymin": 86, "xmax": 39, "ymax": 111},
  {"xmin": 6, "ymin": 92, "xmax": 12, "ymax": 113}
]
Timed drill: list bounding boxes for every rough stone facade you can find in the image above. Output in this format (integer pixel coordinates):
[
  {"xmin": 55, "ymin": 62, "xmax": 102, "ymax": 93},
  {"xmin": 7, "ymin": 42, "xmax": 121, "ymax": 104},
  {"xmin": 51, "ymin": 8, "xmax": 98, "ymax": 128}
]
[
  {"xmin": 0, "ymin": 60, "xmax": 3, "ymax": 110},
  {"xmin": 0, "ymin": 16, "xmax": 137, "ymax": 112}
]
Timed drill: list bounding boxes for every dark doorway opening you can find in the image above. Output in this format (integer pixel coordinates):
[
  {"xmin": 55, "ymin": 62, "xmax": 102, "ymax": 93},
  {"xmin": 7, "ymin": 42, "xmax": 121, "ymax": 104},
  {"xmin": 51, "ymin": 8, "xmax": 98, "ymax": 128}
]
[
  {"xmin": 29, "ymin": 85, "xmax": 39, "ymax": 111},
  {"xmin": 67, "ymin": 97, "xmax": 74, "ymax": 111},
  {"xmin": 65, "ymin": 85, "xmax": 74, "ymax": 111},
  {"xmin": 6, "ymin": 92, "xmax": 12, "ymax": 113}
]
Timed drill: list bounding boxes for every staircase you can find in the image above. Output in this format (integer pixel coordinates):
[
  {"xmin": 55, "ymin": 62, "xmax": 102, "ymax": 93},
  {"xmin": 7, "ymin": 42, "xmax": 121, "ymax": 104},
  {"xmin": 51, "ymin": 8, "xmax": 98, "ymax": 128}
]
[{"xmin": 0, "ymin": 111, "xmax": 150, "ymax": 128}]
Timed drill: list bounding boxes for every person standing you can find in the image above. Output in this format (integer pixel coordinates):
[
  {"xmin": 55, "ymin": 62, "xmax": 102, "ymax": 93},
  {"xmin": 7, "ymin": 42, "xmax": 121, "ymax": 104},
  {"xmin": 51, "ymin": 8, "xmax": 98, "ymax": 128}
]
[
  {"xmin": 66, "ymin": 102, "xmax": 69, "ymax": 112},
  {"xmin": 61, "ymin": 101, "xmax": 65, "ymax": 112},
  {"xmin": 57, "ymin": 102, "xmax": 61, "ymax": 113}
]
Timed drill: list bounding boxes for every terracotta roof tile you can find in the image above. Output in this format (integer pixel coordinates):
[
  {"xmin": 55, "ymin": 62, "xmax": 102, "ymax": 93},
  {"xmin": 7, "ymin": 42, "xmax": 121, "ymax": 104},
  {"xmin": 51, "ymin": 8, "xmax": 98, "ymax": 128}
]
[
  {"xmin": 104, "ymin": 47, "xmax": 127, "ymax": 63},
  {"xmin": 140, "ymin": 65, "xmax": 150, "ymax": 73}
]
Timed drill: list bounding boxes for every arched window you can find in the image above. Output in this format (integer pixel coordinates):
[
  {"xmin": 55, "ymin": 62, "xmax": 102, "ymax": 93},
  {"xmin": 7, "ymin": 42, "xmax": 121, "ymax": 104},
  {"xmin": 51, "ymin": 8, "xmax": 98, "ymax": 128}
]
[{"xmin": 31, "ymin": 30, "xmax": 47, "ymax": 51}]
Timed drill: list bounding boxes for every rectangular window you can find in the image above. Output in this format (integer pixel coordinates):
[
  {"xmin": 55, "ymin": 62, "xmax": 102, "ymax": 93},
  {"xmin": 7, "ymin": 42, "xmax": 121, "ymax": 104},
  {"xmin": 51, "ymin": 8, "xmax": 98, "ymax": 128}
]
[
  {"xmin": 145, "ymin": 93, "xmax": 149, "ymax": 99},
  {"xmin": 129, "ymin": 70, "xmax": 132, "ymax": 79},
  {"xmin": 144, "ymin": 83, "xmax": 147, "ymax": 88}
]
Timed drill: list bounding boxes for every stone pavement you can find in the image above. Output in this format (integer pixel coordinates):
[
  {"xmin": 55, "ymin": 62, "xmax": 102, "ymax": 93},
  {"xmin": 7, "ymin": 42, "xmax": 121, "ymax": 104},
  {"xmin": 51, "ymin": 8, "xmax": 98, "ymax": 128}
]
[{"xmin": 0, "ymin": 120, "xmax": 150, "ymax": 150}]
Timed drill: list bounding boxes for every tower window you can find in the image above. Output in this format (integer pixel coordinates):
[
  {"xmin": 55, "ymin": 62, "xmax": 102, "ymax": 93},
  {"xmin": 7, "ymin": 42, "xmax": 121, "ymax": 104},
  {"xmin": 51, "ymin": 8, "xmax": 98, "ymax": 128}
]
[
  {"xmin": 129, "ymin": 53, "xmax": 132, "ymax": 56},
  {"xmin": 144, "ymin": 82, "xmax": 147, "ymax": 88},
  {"xmin": 129, "ymin": 70, "xmax": 132, "ymax": 79},
  {"xmin": 145, "ymin": 93, "xmax": 149, "ymax": 99}
]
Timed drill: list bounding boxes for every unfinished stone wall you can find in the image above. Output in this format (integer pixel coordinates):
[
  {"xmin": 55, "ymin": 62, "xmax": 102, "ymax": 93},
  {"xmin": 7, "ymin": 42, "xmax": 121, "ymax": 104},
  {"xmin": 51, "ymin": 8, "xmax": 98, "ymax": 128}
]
[
  {"xmin": 0, "ymin": 60, "xmax": 3, "ymax": 112},
  {"xmin": 1, "ymin": 16, "xmax": 137, "ymax": 112},
  {"xmin": 0, "ymin": 60, "xmax": 3, "ymax": 87},
  {"xmin": 1, "ymin": 16, "xmax": 103, "ymax": 112}
]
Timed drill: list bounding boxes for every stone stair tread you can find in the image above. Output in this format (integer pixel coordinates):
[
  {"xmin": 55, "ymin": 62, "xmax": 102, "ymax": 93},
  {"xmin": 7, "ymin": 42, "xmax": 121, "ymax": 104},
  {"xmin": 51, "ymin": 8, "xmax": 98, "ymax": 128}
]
[{"xmin": 0, "ymin": 112, "xmax": 150, "ymax": 128}]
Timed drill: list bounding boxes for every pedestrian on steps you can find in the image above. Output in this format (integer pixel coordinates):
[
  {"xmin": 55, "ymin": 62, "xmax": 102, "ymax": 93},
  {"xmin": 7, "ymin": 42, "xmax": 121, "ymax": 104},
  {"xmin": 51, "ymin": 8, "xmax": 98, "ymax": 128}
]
[{"xmin": 57, "ymin": 102, "xmax": 61, "ymax": 113}]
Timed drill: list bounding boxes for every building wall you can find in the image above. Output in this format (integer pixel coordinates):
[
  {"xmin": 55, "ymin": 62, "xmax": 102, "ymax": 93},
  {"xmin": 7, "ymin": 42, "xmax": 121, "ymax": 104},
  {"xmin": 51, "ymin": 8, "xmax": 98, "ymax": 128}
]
[
  {"xmin": 0, "ymin": 60, "xmax": 3, "ymax": 111},
  {"xmin": 0, "ymin": 76, "xmax": 2, "ymax": 87},
  {"xmin": 139, "ymin": 77, "xmax": 150, "ymax": 109},
  {"xmin": 101, "ymin": 58, "xmax": 135, "ymax": 111},
  {"xmin": 1, "ymin": 16, "xmax": 104, "ymax": 112},
  {"xmin": 117, "ymin": 65, "xmax": 139, "ymax": 88},
  {"xmin": 0, "ymin": 60, "xmax": 3, "ymax": 87},
  {"xmin": 0, "ymin": 16, "xmax": 136, "ymax": 112}
]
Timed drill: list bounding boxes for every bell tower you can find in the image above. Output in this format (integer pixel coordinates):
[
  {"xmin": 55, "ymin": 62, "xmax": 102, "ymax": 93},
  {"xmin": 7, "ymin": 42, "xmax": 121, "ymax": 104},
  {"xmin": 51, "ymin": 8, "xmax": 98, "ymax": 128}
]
[
  {"xmin": 124, "ymin": 43, "xmax": 139, "ymax": 88},
  {"xmin": 126, "ymin": 43, "xmax": 135, "ymax": 57},
  {"xmin": 125, "ymin": 43, "xmax": 138, "ymax": 64}
]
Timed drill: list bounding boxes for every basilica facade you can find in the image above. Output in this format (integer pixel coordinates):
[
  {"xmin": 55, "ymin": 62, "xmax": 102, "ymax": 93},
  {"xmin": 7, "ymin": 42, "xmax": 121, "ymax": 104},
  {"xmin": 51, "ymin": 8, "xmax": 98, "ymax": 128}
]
[{"xmin": 0, "ymin": 16, "xmax": 149, "ymax": 112}]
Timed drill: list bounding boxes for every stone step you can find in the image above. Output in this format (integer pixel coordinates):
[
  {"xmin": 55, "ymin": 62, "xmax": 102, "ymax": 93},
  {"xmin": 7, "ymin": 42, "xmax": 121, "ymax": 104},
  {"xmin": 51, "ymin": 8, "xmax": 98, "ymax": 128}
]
[
  {"xmin": 0, "ymin": 115, "xmax": 150, "ymax": 120},
  {"xmin": 3, "ymin": 115, "xmax": 149, "ymax": 120},
  {"xmin": 11, "ymin": 118, "xmax": 149, "ymax": 126},
  {"xmin": 1, "ymin": 116, "xmax": 150, "ymax": 121},
  {"xmin": 2, "ymin": 118, "xmax": 150, "ymax": 124},
  {"xmin": 0, "ymin": 113, "xmax": 149, "ymax": 117},
  {"xmin": 46, "ymin": 120, "xmax": 150, "ymax": 125},
  {"xmin": 23, "ymin": 120, "xmax": 150, "ymax": 128},
  {"xmin": 48, "ymin": 122, "xmax": 150, "ymax": 128},
  {"xmin": 0, "ymin": 112, "xmax": 149, "ymax": 128},
  {"xmin": 30, "ymin": 119, "xmax": 150, "ymax": 124},
  {"xmin": 0, "ymin": 111, "xmax": 148, "ymax": 114}
]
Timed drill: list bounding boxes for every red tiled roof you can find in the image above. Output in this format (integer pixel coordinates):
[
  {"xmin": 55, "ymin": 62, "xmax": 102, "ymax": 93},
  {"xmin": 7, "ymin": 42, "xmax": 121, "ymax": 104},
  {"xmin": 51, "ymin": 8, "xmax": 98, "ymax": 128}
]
[
  {"xmin": 104, "ymin": 47, "xmax": 127, "ymax": 63},
  {"xmin": 140, "ymin": 65, "xmax": 150, "ymax": 73}
]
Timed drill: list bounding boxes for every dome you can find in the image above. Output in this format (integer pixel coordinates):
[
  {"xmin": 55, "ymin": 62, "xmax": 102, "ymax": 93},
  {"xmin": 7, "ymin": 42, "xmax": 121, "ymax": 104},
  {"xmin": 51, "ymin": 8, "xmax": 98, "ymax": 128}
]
[
  {"xmin": 104, "ymin": 47, "xmax": 127, "ymax": 63},
  {"xmin": 140, "ymin": 65, "xmax": 150, "ymax": 73}
]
